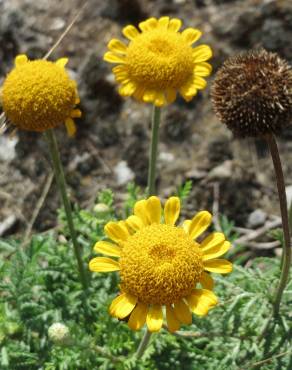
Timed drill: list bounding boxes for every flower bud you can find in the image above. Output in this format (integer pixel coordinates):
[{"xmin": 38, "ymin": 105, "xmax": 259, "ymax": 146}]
[{"xmin": 48, "ymin": 323, "xmax": 70, "ymax": 345}]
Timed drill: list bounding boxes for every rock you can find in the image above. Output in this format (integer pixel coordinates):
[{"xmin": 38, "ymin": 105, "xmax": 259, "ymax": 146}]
[
  {"xmin": 0, "ymin": 135, "xmax": 17, "ymax": 162},
  {"xmin": 285, "ymin": 185, "xmax": 292, "ymax": 208},
  {"xmin": 186, "ymin": 168, "xmax": 207, "ymax": 180},
  {"xmin": 159, "ymin": 152, "xmax": 175, "ymax": 163},
  {"xmin": 100, "ymin": 0, "xmax": 147, "ymax": 24},
  {"xmin": 207, "ymin": 135, "xmax": 233, "ymax": 167},
  {"xmin": 163, "ymin": 109, "xmax": 191, "ymax": 142},
  {"xmin": 207, "ymin": 160, "xmax": 233, "ymax": 180},
  {"xmin": 49, "ymin": 17, "xmax": 65, "ymax": 31},
  {"xmin": 114, "ymin": 161, "xmax": 134, "ymax": 186},
  {"xmin": 247, "ymin": 209, "xmax": 267, "ymax": 228}
]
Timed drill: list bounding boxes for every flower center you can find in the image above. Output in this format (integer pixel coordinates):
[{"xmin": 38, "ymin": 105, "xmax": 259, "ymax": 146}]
[
  {"xmin": 119, "ymin": 224, "xmax": 204, "ymax": 305},
  {"xmin": 2, "ymin": 60, "xmax": 77, "ymax": 131},
  {"xmin": 125, "ymin": 30, "xmax": 194, "ymax": 90}
]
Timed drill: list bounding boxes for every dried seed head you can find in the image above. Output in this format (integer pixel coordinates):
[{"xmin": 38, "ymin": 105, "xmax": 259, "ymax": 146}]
[{"xmin": 211, "ymin": 49, "xmax": 292, "ymax": 138}]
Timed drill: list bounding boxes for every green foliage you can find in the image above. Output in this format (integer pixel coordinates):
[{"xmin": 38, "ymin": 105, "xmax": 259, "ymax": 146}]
[
  {"xmin": 176, "ymin": 180, "xmax": 193, "ymax": 204},
  {"xmin": 0, "ymin": 190, "xmax": 291, "ymax": 369}
]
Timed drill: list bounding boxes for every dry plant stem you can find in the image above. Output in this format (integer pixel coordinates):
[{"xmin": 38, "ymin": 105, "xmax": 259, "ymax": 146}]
[
  {"xmin": 266, "ymin": 134, "xmax": 291, "ymax": 317},
  {"xmin": 135, "ymin": 329, "xmax": 152, "ymax": 360},
  {"xmin": 147, "ymin": 105, "xmax": 161, "ymax": 196},
  {"xmin": 45, "ymin": 129, "xmax": 88, "ymax": 290}
]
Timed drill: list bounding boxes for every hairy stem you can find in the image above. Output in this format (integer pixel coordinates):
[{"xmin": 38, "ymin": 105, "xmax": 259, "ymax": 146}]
[
  {"xmin": 147, "ymin": 105, "xmax": 161, "ymax": 196},
  {"xmin": 266, "ymin": 134, "xmax": 291, "ymax": 318},
  {"xmin": 135, "ymin": 330, "xmax": 152, "ymax": 360},
  {"xmin": 45, "ymin": 129, "xmax": 88, "ymax": 290}
]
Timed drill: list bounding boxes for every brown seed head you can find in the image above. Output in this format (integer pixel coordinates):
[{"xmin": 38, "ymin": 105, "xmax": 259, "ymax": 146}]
[{"xmin": 211, "ymin": 49, "xmax": 292, "ymax": 138}]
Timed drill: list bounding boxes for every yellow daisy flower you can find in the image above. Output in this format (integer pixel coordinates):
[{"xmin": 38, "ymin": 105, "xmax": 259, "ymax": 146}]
[
  {"xmin": 89, "ymin": 196, "xmax": 232, "ymax": 333},
  {"xmin": 104, "ymin": 16, "xmax": 212, "ymax": 107},
  {"xmin": 1, "ymin": 54, "xmax": 81, "ymax": 136}
]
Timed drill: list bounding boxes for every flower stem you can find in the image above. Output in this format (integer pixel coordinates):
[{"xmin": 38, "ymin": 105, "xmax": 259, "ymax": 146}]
[
  {"xmin": 266, "ymin": 134, "xmax": 291, "ymax": 317},
  {"xmin": 135, "ymin": 329, "xmax": 152, "ymax": 360},
  {"xmin": 45, "ymin": 129, "xmax": 88, "ymax": 291},
  {"xmin": 147, "ymin": 105, "xmax": 161, "ymax": 196}
]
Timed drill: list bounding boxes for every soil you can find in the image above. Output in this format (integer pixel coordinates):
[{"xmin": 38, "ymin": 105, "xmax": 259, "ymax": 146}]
[{"xmin": 1, "ymin": 0, "xmax": 292, "ymax": 252}]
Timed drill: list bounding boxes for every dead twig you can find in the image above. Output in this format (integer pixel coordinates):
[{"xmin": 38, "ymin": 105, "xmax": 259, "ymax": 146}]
[
  {"xmin": 234, "ymin": 219, "xmax": 282, "ymax": 245},
  {"xmin": 20, "ymin": 172, "xmax": 54, "ymax": 248},
  {"xmin": 212, "ymin": 182, "xmax": 221, "ymax": 231},
  {"xmin": 43, "ymin": 0, "xmax": 88, "ymax": 60}
]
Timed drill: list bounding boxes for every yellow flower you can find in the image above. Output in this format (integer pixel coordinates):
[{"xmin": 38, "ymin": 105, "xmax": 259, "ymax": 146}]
[
  {"xmin": 104, "ymin": 16, "xmax": 212, "ymax": 107},
  {"xmin": 89, "ymin": 196, "xmax": 232, "ymax": 333},
  {"xmin": 1, "ymin": 54, "xmax": 81, "ymax": 136}
]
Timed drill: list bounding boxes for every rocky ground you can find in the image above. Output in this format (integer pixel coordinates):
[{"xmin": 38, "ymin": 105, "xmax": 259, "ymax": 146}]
[{"xmin": 1, "ymin": 0, "xmax": 292, "ymax": 258}]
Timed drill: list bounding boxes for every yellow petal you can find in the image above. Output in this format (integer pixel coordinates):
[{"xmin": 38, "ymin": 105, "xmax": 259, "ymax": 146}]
[
  {"xmin": 122, "ymin": 25, "xmax": 140, "ymax": 40},
  {"xmin": 179, "ymin": 82, "xmax": 197, "ymax": 98},
  {"xmin": 139, "ymin": 17, "xmax": 158, "ymax": 32},
  {"xmin": 134, "ymin": 200, "xmax": 150, "ymax": 225},
  {"xmin": 193, "ymin": 76, "xmax": 207, "ymax": 90},
  {"xmin": 193, "ymin": 45, "xmax": 212, "ymax": 62},
  {"xmin": 15, "ymin": 54, "xmax": 28, "ymax": 67},
  {"xmin": 133, "ymin": 86, "xmax": 145, "ymax": 101},
  {"xmin": 128, "ymin": 303, "xmax": 148, "ymax": 330},
  {"xmin": 89, "ymin": 257, "xmax": 120, "ymax": 272},
  {"xmin": 109, "ymin": 293, "xmax": 137, "ymax": 318},
  {"xmin": 200, "ymin": 232, "xmax": 225, "ymax": 252},
  {"xmin": 146, "ymin": 196, "xmax": 161, "ymax": 224},
  {"xmin": 154, "ymin": 91, "xmax": 166, "ymax": 107},
  {"xmin": 104, "ymin": 221, "xmax": 129, "ymax": 243},
  {"xmin": 165, "ymin": 88, "xmax": 177, "ymax": 104},
  {"xmin": 173, "ymin": 300, "xmax": 192, "ymax": 324},
  {"xmin": 103, "ymin": 52, "xmax": 126, "ymax": 64},
  {"xmin": 200, "ymin": 272, "xmax": 214, "ymax": 290},
  {"xmin": 182, "ymin": 219, "xmax": 191, "ymax": 233},
  {"xmin": 182, "ymin": 28, "xmax": 202, "ymax": 45},
  {"xmin": 115, "ymin": 75, "xmax": 130, "ymax": 83},
  {"xmin": 194, "ymin": 62, "xmax": 212, "ymax": 77},
  {"xmin": 142, "ymin": 89, "xmax": 157, "ymax": 103},
  {"xmin": 146, "ymin": 305, "xmax": 163, "ymax": 332},
  {"xmin": 108, "ymin": 39, "xmax": 127, "ymax": 54},
  {"xmin": 164, "ymin": 197, "xmax": 180, "ymax": 226},
  {"xmin": 203, "ymin": 259, "xmax": 233, "ymax": 274},
  {"xmin": 70, "ymin": 109, "xmax": 82, "ymax": 118},
  {"xmin": 168, "ymin": 18, "xmax": 182, "ymax": 32},
  {"xmin": 158, "ymin": 16, "xmax": 170, "ymax": 29},
  {"xmin": 166, "ymin": 305, "xmax": 180, "ymax": 332},
  {"xmin": 126, "ymin": 215, "xmax": 144, "ymax": 232},
  {"xmin": 188, "ymin": 211, "xmax": 212, "ymax": 240},
  {"xmin": 187, "ymin": 289, "xmax": 218, "ymax": 316},
  {"xmin": 56, "ymin": 57, "xmax": 69, "ymax": 68},
  {"xmin": 113, "ymin": 65, "xmax": 127, "ymax": 73},
  {"xmin": 65, "ymin": 118, "xmax": 76, "ymax": 137},
  {"xmin": 93, "ymin": 241, "xmax": 121, "ymax": 257},
  {"xmin": 119, "ymin": 82, "xmax": 137, "ymax": 96},
  {"xmin": 202, "ymin": 241, "xmax": 231, "ymax": 261}
]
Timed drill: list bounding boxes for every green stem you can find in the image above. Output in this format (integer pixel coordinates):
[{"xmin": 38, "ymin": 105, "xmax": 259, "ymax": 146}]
[
  {"xmin": 147, "ymin": 105, "xmax": 161, "ymax": 196},
  {"xmin": 135, "ymin": 330, "xmax": 152, "ymax": 360},
  {"xmin": 45, "ymin": 129, "xmax": 88, "ymax": 290},
  {"xmin": 266, "ymin": 134, "xmax": 291, "ymax": 317}
]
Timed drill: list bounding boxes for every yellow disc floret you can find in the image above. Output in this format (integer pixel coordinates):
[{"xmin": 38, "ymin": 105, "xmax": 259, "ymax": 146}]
[
  {"xmin": 1, "ymin": 55, "xmax": 81, "ymax": 134},
  {"xmin": 126, "ymin": 30, "xmax": 194, "ymax": 90},
  {"xmin": 120, "ymin": 224, "xmax": 203, "ymax": 305}
]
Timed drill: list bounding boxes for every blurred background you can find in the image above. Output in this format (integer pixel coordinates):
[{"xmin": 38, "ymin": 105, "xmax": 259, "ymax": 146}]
[{"xmin": 1, "ymin": 0, "xmax": 292, "ymax": 253}]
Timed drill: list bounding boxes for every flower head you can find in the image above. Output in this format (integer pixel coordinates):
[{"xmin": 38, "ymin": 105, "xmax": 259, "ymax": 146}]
[
  {"xmin": 1, "ymin": 54, "xmax": 81, "ymax": 136},
  {"xmin": 104, "ymin": 17, "xmax": 212, "ymax": 107},
  {"xmin": 211, "ymin": 49, "xmax": 292, "ymax": 138},
  {"xmin": 89, "ymin": 196, "xmax": 232, "ymax": 332},
  {"xmin": 48, "ymin": 322, "xmax": 70, "ymax": 345}
]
